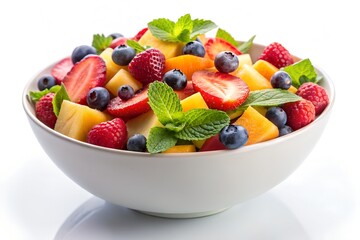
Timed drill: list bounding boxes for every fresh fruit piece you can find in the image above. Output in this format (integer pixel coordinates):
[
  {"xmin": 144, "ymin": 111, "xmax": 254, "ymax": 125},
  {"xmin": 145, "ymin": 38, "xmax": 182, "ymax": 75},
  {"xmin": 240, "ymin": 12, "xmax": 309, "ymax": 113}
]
[
  {"xmin": 112, "ymin": 45, "xmax": 136, "ymax": 66},
  {"xmin": 35, "ymin": 93, "xmax": 57, "ymax": 129},
  {"xmin": 296, "ymin": 82, "xmax": 329, "ymax": 115},
  {"xmin": 200, "ymin": 134, "xmax": 226, "ymax": 151},
  {"xmin": 62, "ymin": 55, "xmax": 106, "ymax": 104},
  {"xmin": 108, "ymin": 33, "xmax": 124, "ymax": 40},
  {"xmin": 233, "ymin": 106, "xmax": 279, "ymax": 145},
  {"xmin": 182, "ymin": 41, "xmax": 205, "ymax": 57},
  {"xmin": 204, "ymin": 38, "xmax": 242, "ymax": 60},
  {"xmin": 107, "ymin": 87, "xmax": 150, "ymax": 118},
  {"xmin": 127, "ymin": 134, "xmax": 147, "ymax": 152},
  {"xmin": 37, "ymin": 75, "xmax": 57, "ymax": 91},
  {"xmin": 138, "ymin": 30, "xmax": 183, "ymax": 58},
  {"xmin": 126, "ymin": 110, "xmax": 162, "ymax": 139},
  {"xmin": 110, "ymin": 37, "xmax": 128, "ymax": 49},
  {"xmin": 132, "ymin": 27, "xmax": 148, "ymax": 41},
  {"xmin": 163, "ymin": 69, "xmax": 187, "ymax": 90},
  {"xmin": 118, "ymin": 85, "xmax": 135, "ymax": 100},
  {"xmin": 282, "ymin": 99, "xmax": 315, "ymax": 130},
  {"xmin": 51, "ymin": 57, "xmax": 74, "ymax": 84},
  {"xmin": 99, "ymin": 48, "xmax": 127, "ymax": 82},
  {"xmin": 163, "ymin": 145, "xmax": 196, "ymax": 153},
  {"xmin": 54, "ymin": 100, "xmax": 111, "ymax": 142},
  {"xmin": 128, "ymin": 48, "xmax": 165, "ymax": 85},
  {"xmin": 174, "ymin": 81, "xmax": 195, "ymax": 100},
  {"xmin": 231, "ymin": 54, "xmax": 253, "ymax": 75},
  {"xmin": 86, "ymin": 87, "xmax": 110, "ymax": 111},
  {"xmin": 214, "ymin": 51, "xmax": 239, "ymax": 73},
  {"xmin": 265, "ymin": 107, "xmax": 287, "ymax": 128},
  {"xmin": 279, "ymin": 125, "xmax": 293, "ymax": 136},
  {"xmin": 105, "ymin": 68, "xmax": 143, "ymax": 96},
  {"xmin": 258, "ymin": 42, "xmax": 294, "ymax": 69},
  {"xmin": 163, "ymin": 55, "xmax": 214, "ymax": 80},
  {"xmin": 270, "ymin": 71, "xmax": 292, "ymax": 90},
  {"xmin": 180, "ymin": 92, "xmax": 208, "ymax": 112},
  {"xmin": 235, "ymin": 64, "xmax": 273, "ymax": 90},
  {"xmin": 87, "ymin": 118, "xmax": 127, "ymax": 149},
  {"xmin": 71, "ymin": 45, "xmax": 97, "ymax": 64},
  {"xmin": 192, "ymin": 70, "xmax": 250, "ymax": 111},
  {"xmin": 219, "ymin": 125, "xmax": 248, "ymax": 149}
]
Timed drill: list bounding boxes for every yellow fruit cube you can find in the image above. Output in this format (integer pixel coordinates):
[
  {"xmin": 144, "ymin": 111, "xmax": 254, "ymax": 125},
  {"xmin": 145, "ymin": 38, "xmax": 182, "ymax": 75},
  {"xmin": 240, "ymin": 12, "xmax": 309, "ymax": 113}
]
[
  {"xmin": 100, "ymin": 48, "xmax": 127, "ymax": 82},
  {"xmin": 163, "ymin": 145, "xmax": 196, "ymax": 153},
  {"xmin": 180, "ymin": 92, "xmax": 208, "ymax": 112},
  {"xmin": 126, "ymin": 110, "xmax": 163, "ymax": 139},
  {"xmin": 231, "ymin": 54, "xmax": 253, "ymax": 76},
  {"xmin": 105, "ymin": 69, "xmax": 143, "ymax": 96},
  {"xmin": 235, "ymin": 64, "xmax": 272, "ymax": 90}
]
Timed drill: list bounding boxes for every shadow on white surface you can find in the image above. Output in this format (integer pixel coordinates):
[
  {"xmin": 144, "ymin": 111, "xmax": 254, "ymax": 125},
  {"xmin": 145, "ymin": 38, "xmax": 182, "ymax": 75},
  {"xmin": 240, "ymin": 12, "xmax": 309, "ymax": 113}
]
[{"xmin": 55, "ymin": 194, "xmax": 310, "ymax": 240}]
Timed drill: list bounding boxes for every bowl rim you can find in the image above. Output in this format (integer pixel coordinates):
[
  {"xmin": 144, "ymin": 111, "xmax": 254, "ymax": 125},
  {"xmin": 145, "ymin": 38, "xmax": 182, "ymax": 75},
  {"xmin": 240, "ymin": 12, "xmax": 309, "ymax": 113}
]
[{"xmin": 22, "ymin": 44, "xmax": 335, "ymax": 158}]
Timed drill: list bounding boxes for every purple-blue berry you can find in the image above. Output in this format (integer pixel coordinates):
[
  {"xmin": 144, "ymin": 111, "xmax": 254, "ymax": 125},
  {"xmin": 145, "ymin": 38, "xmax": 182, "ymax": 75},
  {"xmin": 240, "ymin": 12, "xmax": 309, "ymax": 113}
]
[
  {"xmin": 86, "ymin": 87, "xmax": 110, "ymax": 111},
  {"xmin": 214, "ymin": 51, "xmax": 239, "ymax": 73},
  {"xmin": 270, "ymin": 71, "xmax": 292, "ymax": 90},
  {"xmin": 162, "ymin": 69, "xmax": 187, "ymax": 90},
  {"xmin": 219, "ymin": 125, "xmax": 248, "ymax": 149}
]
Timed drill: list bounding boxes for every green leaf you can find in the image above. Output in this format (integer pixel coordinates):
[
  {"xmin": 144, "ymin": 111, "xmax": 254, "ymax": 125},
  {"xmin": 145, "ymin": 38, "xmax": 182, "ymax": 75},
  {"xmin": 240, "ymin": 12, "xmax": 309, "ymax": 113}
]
[
  {"xmin": 176, "ymin": 29, "xmax": 191, "ymax": 42},
  {"xmin": 148, "ymin": 81, "xmax": 183, "ymax": 125},
  {"xmin": 175, "ymin": 109, "xmax": 230, "ymax": 141},
  {"xmin": 92, "ymin": 34, "xmax": 113, "ymax": 54},
  {"xmin": 147, "ymin": 127, "xmax": 178, "ymax": 153},
  {"xmin": 29, "ymin": 85, "xmax": 61, "ymax": 102},
  {"xmin": 126, "ymin": 39, "xmax": 146, "ymax": 53},
  {"xmin": 191, "ymin": 19, "xmax": 217, "ymax": 38},
  {"xmin": 148, "ymin": 18, "xmax": 178, "ymax": 42},
  {"xmin": 216, "ymin": 28, "xmax": 239, "ymax": 47},
  {"xmin": 283, "ymin": 58, "xmax": 318, "ymax": 88},
  {"xmin": 238, "ymin": 35, "xmax": 256, "ymax": 54},
  {"xmin": 52, "ymin": 84, "xmax": 70, "ymax": 116},
  {"xmin": 173, "ymin": 14, "xmax": 192, "ymax": 37}
]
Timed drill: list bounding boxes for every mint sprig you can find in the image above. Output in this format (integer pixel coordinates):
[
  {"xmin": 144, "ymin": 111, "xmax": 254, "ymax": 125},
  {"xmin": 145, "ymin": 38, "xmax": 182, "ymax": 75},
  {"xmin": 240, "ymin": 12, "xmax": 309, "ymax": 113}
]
[
  {"xmin": 29, "ymin": 85, "xmax": 61, "ymax": 102},
  {"xmin": 146, "ymin": 81, "xmax": 230, "ymax": 153},
  {"xmin": 215, "ymin": 28, "xmax": 255, "ymax": 54},
  {"xmin": 148, "ymin": 14, "xmax": 217, "ymax": 43},
  {"xmin": 52, "ymin": 84, "xmax": 70, "ymax": 116},
  {"xmin": 126, "ymin": 39, "xmax": 147, "ymax": 53},
  {"xmin": 92, "ymin": 34, "xmax": 113, "ymax": 54},
  {"xmin": 283, "ymin": 58, "xmax": 318, "ymax": 88}
]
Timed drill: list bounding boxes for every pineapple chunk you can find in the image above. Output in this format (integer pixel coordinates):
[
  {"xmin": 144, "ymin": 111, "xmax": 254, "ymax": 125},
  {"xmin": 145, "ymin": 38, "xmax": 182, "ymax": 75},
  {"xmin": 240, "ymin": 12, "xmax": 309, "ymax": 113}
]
[
  {"xmin": 180, "ymin": 92, "xmax": 208, "ymax": 112},
  {"xmin": 126, "ymin": 110, "xmax": 162, "ymax": 139},
  {"xmin": 163, "ymin": 145, "xmax": 196, "ymax": 153},
  {"xmin": 105, "ymin": 69, "xmax": 143, "ymax": 96},
  {"xmin": 100, "ymin": 48, "xmax": 127, "ymax": 82},
  {"xmin": 235, "ymin": 64, "xmax": 272, "ymax": 90}
]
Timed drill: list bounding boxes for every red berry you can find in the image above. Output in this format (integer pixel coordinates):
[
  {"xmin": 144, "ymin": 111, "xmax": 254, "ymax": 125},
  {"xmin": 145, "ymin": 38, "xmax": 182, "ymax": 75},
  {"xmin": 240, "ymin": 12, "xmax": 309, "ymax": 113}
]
[
  {"xmin": 200, "ymin": 134, "xmax": 226, "ymax": 151},
  {"xmin": 204, "ymin": 38, "xmax": 242, "ymax": 60},
  {"xmin": 282, "ymin": 99, "xmax": 316, "ymax": 130},
  {"xmin": 51, "ymin": 57, "xmax": 74, "ymax": 84},
  {"xmin": 128, "ymin": 48, "xmax": 165, "ymax": 85},
  {"xmin": 132, "ymin": 27, "xmax": 148, "ymax": 41},
  {"xmin": 296, "ymin": 82, "xmax": 329, "ymax": 115},
  {"xmin": 87, "ymin": 118, "xmax": 127, "ymax": 149},
  {"xmin": 258, "ymin": 42, "xmax": 294, "ymax": 68},
  {"xmin": 35, "ymin": 93, "xmax": 57, "ymax": 129}
]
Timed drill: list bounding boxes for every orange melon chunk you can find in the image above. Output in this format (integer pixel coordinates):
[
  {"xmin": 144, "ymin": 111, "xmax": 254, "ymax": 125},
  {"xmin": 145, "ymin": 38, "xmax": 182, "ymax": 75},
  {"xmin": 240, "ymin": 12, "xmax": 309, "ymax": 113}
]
[
  {"xmin": 235, "ymin": 64, "xmax": 272, "ymax": 90},
  {"xmin": 163, "ymin": 145, "xmax": 196, "ymax": 153},
  {"xmin": 234, "ymin": 106, "xmax": 279, "ymax": 145}
]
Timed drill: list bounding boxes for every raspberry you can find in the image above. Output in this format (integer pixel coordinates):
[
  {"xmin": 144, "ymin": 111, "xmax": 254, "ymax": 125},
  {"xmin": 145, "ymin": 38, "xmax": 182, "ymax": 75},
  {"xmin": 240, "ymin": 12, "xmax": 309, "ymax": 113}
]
[
  {"xmin": 282, "ymin": 99, "xmax": 315, "ymax": 130},
  {"xmin": 35, "ymin": 93, "xmax": 57, "ymax": 129},
  {"xmin": 87, "ymin": 118, "xmax": 127, "ymax": 149},
  {"xmin": 296, "ymin": 82, "xmax": 329, "ymax": 115},
  {"xmin": 258, "ymin": 42, "xmax": 294, "ymax": 68}
]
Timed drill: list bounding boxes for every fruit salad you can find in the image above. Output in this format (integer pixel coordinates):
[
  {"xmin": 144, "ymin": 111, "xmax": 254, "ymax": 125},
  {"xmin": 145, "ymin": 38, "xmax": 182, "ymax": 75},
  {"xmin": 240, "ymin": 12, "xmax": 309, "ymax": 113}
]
[{"xmin": 29, "ymin": 14, "xmax": 329, "ymax": 154}]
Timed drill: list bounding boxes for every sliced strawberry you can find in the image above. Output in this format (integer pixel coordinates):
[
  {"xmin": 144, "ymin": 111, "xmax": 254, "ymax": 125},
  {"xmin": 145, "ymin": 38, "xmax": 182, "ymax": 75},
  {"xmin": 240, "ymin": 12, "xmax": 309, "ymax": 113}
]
[
  {"xmin": 110, "ymin": 37, "xmax": 128, "ymax": 49},
  {"xmin": 200, "ymin": 134, "xmax": 226, "ymax": 151},
  {"xmin": 132, "ymin": 27, "xmax": 148, "ymax": 41},
  {"xmin": 174, "ymin": 81, "xmax": 195, "ymax": 100},
  {"xmin": 107, "ymin": 87, "xmax": 150, "ymax": 119},
  {"xmin": 205, "ymin": 38, "xmax": 242, "ymax": 60},
  {"xmin": 192, "ymin": 70, "xmax": 250, "ymax": 111},
  {"xmin": 62, "ymin": 55, "xmax": 106, "ymax": 104},
  {"xmin": 51, "ymin": 57, "xmax": 74, "ymax": 84}
]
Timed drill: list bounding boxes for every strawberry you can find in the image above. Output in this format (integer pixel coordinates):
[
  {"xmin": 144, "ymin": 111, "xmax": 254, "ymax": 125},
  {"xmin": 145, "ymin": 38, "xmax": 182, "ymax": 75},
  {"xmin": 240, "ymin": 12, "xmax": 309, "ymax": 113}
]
[
  {"xmin": 87, "ymin": 118, "xmax": 127, "ymax": 149},
  {"xmin": 132, "ymin": 27, "xmax": 148, "ymax": 41},
  {"xmin": 107, "ymin": 87, "xmax": 150, "ymax": 119},
  {"xmin": 282, "ymin": 99, "xmax": 315, "ymax": 130},
  {"xmin": 258, "ymin": 42, "xmax": 294, "ymax": 69},
  {"xmin": 296, "ymin": 82, "xmax": 329, "ymax": 116},
  {"xmin": 62, "ymin": 55, "xmax": 106, "ymax": 104},
  {"xmin": 200, "ymin": 134, "xmax": 226, "ymax": 151},
  {"xmin": 174, "ymin": 81, "xmax": 195, "ymax": 100},
  {"xmin": 35, "ymin": 93, "xmax": 57, "ymax": 129},
  {"xmin": 204, "ymin": 38, "xmax": 242, "ymax": 60},
  {"xmin": 110, "ymin": 37, "xmax": 128, "ymax": 49},
  {"xmin": 192, "ymin": 70, "xmax": 250, "ymax": 111},
  {"xmin": 128, "ymin": 48, "xmax": 165, "ymax": 85},
  {"xmin": 51, "ymin": 57, "xmax": 74, "ymax": 84}
]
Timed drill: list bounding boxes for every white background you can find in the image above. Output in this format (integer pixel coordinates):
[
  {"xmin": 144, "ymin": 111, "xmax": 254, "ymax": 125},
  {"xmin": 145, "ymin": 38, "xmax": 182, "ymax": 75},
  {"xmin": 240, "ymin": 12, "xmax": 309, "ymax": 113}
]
[{"xmin": 1, "ymin": 0, "xmax": 358, "ymax": 239}]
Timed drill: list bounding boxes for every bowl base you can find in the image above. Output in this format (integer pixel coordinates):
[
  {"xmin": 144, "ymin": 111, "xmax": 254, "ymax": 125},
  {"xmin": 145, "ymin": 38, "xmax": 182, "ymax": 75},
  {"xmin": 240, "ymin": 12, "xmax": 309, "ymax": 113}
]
[{"xmin": 133, "ymin": 207, "xmax": 229, "ymax": 219}]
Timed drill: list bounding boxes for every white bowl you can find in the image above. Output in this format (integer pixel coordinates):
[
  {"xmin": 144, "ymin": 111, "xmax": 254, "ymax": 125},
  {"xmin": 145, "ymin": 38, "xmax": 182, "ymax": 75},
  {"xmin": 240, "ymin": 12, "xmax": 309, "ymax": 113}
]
[{"xmin": 22, "ymin": 44, "xmax": 335, "ymax": 218}]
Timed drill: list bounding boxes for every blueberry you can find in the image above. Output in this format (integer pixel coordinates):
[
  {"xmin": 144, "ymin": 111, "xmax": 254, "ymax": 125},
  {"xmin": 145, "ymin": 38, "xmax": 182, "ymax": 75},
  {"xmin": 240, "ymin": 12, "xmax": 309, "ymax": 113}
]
[
  {"xmin": 86, "ymin": 87, "xmax": 110, "ymax": 111},
  {"xmin": 37, "ymin": 75, "xmax": 57, "ymax": 91},
  {"xmin": 118, "ymin": 85, "xmax": 135, "ymax": 100},
  {"xmin": 108, "ymin": 33, "xmax": 124, "ymax": 39},
  {"xmin": 182, "ymin": 41, "xmax": 205, "ymax": 57},
  {"xmin": 265, "ymin": 107, "xmax": 287, "ymax": 128},
  {"xmin": 71, "ymin": 45, "xmax": 97, "ymax": 64},
  {"xmin": 279, "ymin": 125, "xmax": 293, "ymax": 136},
  {"xmin": 127, "ymin": 134, "xmax": 147, "ymax": 152},
  {"xmin": 214, "ymin": 51, "xmax": 239, "ymax": 73},
  {"xmin": 162, "ymin": 69, "xmax": 187, "ymax": 90},
  {"xmin": 112, "ymin": 45, "xmax": 136, "ymax": 66},
  {"xmin": 270, "ymin": 71, "xmax": 292, "ymax": 90},
  {"xmin": 219, "ymin": 125, "xmax": 248, "ymax": 149}
]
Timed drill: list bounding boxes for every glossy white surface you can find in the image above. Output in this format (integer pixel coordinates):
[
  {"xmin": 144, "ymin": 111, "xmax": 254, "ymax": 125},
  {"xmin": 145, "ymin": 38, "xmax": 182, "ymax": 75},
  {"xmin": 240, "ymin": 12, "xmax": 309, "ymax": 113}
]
[{"xmin": 1, "ymin": 0, "xmax": 359, "ymax": 239}]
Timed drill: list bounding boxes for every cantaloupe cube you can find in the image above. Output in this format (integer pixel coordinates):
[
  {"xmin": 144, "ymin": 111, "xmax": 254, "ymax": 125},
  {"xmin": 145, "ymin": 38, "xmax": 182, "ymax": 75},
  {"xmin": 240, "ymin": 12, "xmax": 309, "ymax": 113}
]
[
  {"xmin": 235, "ymin": 64, "xmax": 272, "ymax": 90},
  {"xmin": 105, "ymin": 69, "xmax": 143, "ymax": 96},
  {"xmin": 163, "ymin": 145, "xmax": 196, "ymax": 153},
  {"xmin": 100, "ymin": 48, "xmax": 127, "ymax": 82},
  {"xmin": 54, "ymin": 100, "xmax": 111, "ymax": 142},
  {"xmin": 234, "ymin": 106, "xmax": 279, "ymax": 145},
  {"xmin": 180, "ymin": 92, "xmax": 208, "ymax": 112}
]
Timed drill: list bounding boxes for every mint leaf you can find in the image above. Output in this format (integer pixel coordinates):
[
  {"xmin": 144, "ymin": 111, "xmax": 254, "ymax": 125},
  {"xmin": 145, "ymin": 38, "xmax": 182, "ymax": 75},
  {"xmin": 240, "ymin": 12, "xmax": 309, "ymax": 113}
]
[
  {"xmin": 283, "ymin": 58, "xmax": 318, "ymax": 88},
  {"xmin": 29, "ymin": 85, "xmax": 61, "ymax": 102},
  {"xmin": 148, "ymin": 18, "xmax": 178, "ymax": 42},
  {"xmin": 175, "ymin": 109, "xmax": 230, "ymax": 141},
  {"xmin": 216, "ymin": 28, "xmax": 239, "ymax": 47},
  {"xmin": 147, "ymin": 127, "xmax": 178, "ymax": 153},
  {"xmin": 238, "ymin": 35, "xmax": 256, "ymax": 54},
  {"xmin": 148, "ymin": 81, "xmax": 183, "ymax": 125},
  {"xmin": 173, "ymin": 14, "xmax": 192, "ymax": 37},
  {"xmin": 126, "ymin": 39, "xmax": 146, "ymax": 53},
  {"xmin": 52, "ymin": 84, "xmax": 70, "ymax": 116},
  {"xmin": 191, "ymin": 18, "xmax": 217, "ymax": 38},
  {"xmin": 92, "ymin": 34, "xmax": 113, "ymax": 54}
]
